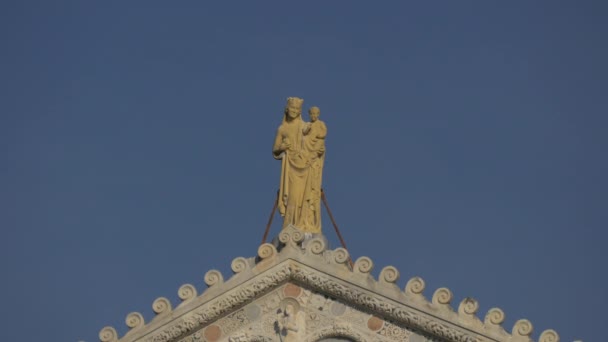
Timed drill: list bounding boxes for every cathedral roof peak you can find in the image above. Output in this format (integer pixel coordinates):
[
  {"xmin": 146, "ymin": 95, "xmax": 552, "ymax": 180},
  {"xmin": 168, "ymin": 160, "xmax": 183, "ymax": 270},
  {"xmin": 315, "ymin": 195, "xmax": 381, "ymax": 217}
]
[{"xmin": 99, "ymin": 226, "xmax": 560, "ymax": 342}]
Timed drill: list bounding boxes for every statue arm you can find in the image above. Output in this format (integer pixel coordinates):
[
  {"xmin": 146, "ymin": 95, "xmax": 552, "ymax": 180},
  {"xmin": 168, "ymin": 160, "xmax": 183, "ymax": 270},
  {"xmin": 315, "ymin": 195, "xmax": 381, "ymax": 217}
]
[
  {"xmin": 302, "ymin": 122, "xmax": 312, "ymax": 135},
  {"xmin": 273, "ymin": 127, "xmax": 286, "ymax": 159}
]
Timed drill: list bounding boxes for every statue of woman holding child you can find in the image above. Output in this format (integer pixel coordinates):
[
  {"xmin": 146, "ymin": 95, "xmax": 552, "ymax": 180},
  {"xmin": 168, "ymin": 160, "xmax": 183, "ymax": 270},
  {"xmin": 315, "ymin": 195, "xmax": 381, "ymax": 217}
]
[{"xmin": 273, "ymin": 97, "xmax": 327, "ymax": 234}]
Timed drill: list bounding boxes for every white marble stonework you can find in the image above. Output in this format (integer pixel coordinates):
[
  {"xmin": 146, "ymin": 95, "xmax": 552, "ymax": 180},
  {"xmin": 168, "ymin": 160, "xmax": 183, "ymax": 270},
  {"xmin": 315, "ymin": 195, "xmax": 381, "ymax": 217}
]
[{"xmin": 99, "ymin": 226, "xmax": 560, "ymax": 342}]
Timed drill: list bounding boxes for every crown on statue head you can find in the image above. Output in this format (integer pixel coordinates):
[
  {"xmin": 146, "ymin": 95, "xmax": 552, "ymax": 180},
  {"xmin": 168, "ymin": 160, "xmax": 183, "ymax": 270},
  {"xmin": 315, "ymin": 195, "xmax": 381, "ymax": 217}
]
[{"xmin": 286, "ymin": 97, "xmax": 304, "ymax": 108}]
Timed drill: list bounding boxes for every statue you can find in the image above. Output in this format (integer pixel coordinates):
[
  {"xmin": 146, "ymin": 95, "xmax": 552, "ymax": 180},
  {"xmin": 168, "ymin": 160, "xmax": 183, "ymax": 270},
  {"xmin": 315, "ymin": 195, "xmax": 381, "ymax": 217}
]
[
  {"xmin": 276, "ymin": 299, "xmax": 305, "ymax": 342},
  {"xmin": 273, "ymin": 98, "xmax": 327, "ymax": 233}
]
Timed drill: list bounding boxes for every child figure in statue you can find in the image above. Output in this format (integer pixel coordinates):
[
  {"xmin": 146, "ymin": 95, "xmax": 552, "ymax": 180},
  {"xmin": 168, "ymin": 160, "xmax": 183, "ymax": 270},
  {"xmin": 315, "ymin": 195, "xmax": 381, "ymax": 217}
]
[
  {"xmin": 303, "ymin": 106, "xmax": 327, "ymax": 232},
  {"xmin": 305, "ymin": 107, "xmax": 327, "ymax": 158}
]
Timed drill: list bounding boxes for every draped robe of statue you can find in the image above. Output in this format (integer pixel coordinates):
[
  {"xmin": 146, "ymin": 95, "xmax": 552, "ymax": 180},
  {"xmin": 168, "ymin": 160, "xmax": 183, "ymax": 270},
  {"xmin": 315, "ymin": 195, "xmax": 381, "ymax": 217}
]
[{"xmin": 273, "ymin": 114, "xmax": 320, "ymax": 233}]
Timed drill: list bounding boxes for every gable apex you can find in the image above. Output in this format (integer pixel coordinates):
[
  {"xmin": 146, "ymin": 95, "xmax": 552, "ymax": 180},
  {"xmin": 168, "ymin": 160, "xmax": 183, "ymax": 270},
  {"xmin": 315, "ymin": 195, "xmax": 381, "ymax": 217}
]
[{"xmin": 100, "ymin": 226, "xmax": 560, "ymax": 342}]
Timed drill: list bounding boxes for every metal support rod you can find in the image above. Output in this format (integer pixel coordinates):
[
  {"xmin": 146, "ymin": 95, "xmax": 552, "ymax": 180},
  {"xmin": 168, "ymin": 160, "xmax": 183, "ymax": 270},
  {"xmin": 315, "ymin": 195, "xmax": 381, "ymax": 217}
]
[
  {"xmin": 321, "ymin": 189, "xmax": 354, "ymax": 268},
  {"xmin": 262, "ymin": 191, "xmax": 279, "ymax": 244}
]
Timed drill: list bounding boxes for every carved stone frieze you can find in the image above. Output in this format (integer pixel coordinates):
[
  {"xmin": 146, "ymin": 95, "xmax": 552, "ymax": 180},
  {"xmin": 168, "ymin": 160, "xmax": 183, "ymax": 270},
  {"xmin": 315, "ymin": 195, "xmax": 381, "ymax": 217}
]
[
  {"xmin": 289, "ymin": 264, "xmax": 479, "ymax": 342},
  {"xmin": 145, "ymin": 265, "xmax": 291, "ymax": 342},
  {"xmin": 100, "ymin": 227, "xmax": 559, "ymax": 342}
]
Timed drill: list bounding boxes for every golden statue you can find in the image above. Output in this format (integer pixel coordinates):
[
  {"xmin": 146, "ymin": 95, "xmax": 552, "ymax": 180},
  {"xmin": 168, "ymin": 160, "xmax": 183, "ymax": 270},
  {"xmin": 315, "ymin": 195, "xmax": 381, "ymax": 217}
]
[{"xmin": 273, "ymin": 98, "xmax": 327, "ymax": 233}]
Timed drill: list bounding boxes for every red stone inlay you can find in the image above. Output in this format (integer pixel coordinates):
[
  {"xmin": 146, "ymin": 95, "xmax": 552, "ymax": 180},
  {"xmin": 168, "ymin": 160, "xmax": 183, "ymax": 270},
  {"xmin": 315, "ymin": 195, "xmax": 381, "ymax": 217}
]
[
  {"xmin": 283, "ymin": 283, "xmax": 302, "ymax": 297},
  {"xmin": 367, "ymin": 316, "xmax": 384, "ymax": 331},
  {"xmin": 204, "ymin": 325, "xmax": 221, "ymax": 341}
]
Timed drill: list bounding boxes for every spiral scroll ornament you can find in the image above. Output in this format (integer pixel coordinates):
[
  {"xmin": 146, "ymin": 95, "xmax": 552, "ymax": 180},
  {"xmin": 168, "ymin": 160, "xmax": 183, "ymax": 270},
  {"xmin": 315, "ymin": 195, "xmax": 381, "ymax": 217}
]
[
  {"xmin": 99, "ymin": 326, "xmax": 118, "ymax": 342},
  {"xmin": 178, "ymin": 284, "xmax": 197, "ymax": 302},
  {"xmin": 204, "ymin": 270, "xmax": 224, "ymax": 287},
  {"xmin": 512, "ymin": 319, "xmax": 533, "ymax": 337},
  {"xmin": 432, "ymin": 287, "xmax": 453, "ymax": 305},
  {"xmin": 306, "ymin": 238, "xmax": 326, "ymax": 255},
  {"xmin": 231, "ymin": 257, "xmax": 248, "ymax": 274},
  {"xmin": 484, "ymin": 308, "xmax": 505, "ymax": 325},
  {"xmin": 291, "ymin": 230, "xmax": 304, "ymax": 243},
  {"xmin": 257, "ymin": 243, "xmax": 277, "ymax": 259},
  {"xmin": 354, "ymin": 256, "xmax": 374, "ymax": 273},
  {"xmin": 539, "ymin": 329, "xmax": 559, "ymax": 342},
  {"xmin": 433, "ymin": 287, "xmax": 454, "ymax": 305},
  {"xmin": 125, "ymin": 312, "xmax": 144, "ymax": 329},
  {"xmin": 152, "ymin": 297, "xmax": 172, "ymax": 315},
  {"xmin": 458, "ymin": 297, "xmax": 479, "ymax": 315},
  {"xmin": 380, "ymin": 266, "xmax": 400, "ymax": 283},
  {"xmin": 279, "ymin": 230, "xmax": 290, "ymax": 244},
  {"xmin": 405, "ymin": 276, "xmax": 426, "ymax": 295},
  {"xmin": 333, "ymin": 248, "xmax": 349, "ymax": 264}
]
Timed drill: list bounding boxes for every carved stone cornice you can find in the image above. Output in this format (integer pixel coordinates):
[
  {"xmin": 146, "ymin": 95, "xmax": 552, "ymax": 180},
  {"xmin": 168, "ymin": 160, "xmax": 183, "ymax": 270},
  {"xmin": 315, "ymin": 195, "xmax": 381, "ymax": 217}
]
[
  {"xmin": 288, "ymin": 263, "xmax": 480, "ymax": 342},
  {"xmin": 99, "ymin": 226, "xmax": 560, "ymax": 342}
]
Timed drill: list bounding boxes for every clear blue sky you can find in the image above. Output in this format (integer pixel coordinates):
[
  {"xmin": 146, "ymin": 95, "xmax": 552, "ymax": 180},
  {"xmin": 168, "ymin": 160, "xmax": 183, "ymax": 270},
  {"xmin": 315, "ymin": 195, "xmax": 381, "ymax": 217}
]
[{"xmin": 1, "ymin": 2, "xmax": 606, "ymax": 341}]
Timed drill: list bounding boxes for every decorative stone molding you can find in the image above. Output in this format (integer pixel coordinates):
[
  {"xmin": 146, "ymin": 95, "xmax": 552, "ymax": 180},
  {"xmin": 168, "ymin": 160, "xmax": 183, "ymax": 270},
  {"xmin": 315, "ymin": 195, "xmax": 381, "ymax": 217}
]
[
  {"xmin": 306, "ymin": 237, "xmax": 326, "ymax": 255},
  {"xmin": 485, "ymin": 308, "xmax": 505, "ymax": 326},
  {"xmin": 278, "ymin": 225, "xmax": 305, "ymax": 247},
  {"xmin": 125, "ymin": 312, "xmax": 145, "ymax": 330},
  {"xmin": 152, "ymin": 297, "xmax": 172, "ymax": 316},
  {"xmin": 99, "ymin": 227, "xmax": 560, "ymax": 342},
  {"xmin": 511, "ymin": 319, "xmax": 533, "ymax": 341},
  {"xmin": 379, "ymin": 265, "xmax": 400, "ymax": 284},
  {"xmin": 231, "ymin": 257, "xmax": 249, "ymax": 274},
  {"xmin": 289, "ymin": 264, "xmax": 477, "ymax": 342},
  {"xmin": 99, "ymin": 326, "xmax": 118, "ymax": 342},
  {"xmin": 332, "ymin": 247, "xmax": 350, "ymax": 264},
  {"xmin": 145, "ymin": 264, "xmax": 292, "ymax": 342},
  {"xmin": 203, "ymin": 270, "xmax": 224, "ymax": 287},
  {"xmin": 538, "ymin": 329, "xmax": 559, "ymax": 342},
  {"xmin": 457, "ymin": 297, "xmax": 483, "ymax": 329},
  {"xmin": 257, "ymin": 243, "xmax": 277, "ymax": 260},
  {"xmin": 405, "ymin": 276, "xmax": 426, "ymax": 300},
  {"xmin": 432, "ymin": 287, "xmax": 453, "ymax": 306},
  {"xmin": 459, "ymin": 297, "xmax": 479, "ymax": 316},
  {"xmin": 310, "ymin": 322, "xmax": 366, "ymax": 342},
  {"xmin": 354, "ymin": 256, "xmax": 373, "ymax": 274},
  {"xmin": 177, "ymin": 284, "xmax": 197, "ymax": 304},
  {"xmin": 483, "ymin": 307, "xmax": 508, "ymax": 339},
  {"xmin": 227, "ymin": 333, "xmax": 273, "ymax": 342}
]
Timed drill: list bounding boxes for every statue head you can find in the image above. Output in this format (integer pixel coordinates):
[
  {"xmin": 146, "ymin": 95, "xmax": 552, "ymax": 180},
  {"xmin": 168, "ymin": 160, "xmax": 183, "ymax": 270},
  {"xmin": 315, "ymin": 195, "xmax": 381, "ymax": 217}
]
[
  {"xmin": 309, "ymin": 106, "xmax": 320, "ymax": 122},
  {"xmin": 285, "ymin": 303, "xmax": 295, "ymax": 316},
  {"xmin": 284, "ymin": 97, "xmax": 304, "ymax": 121}
]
